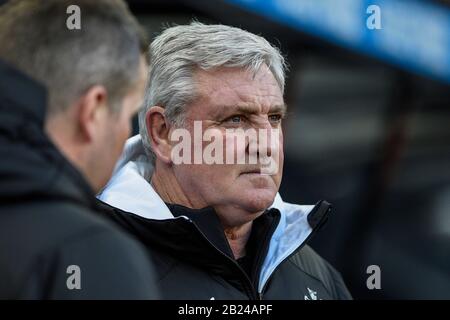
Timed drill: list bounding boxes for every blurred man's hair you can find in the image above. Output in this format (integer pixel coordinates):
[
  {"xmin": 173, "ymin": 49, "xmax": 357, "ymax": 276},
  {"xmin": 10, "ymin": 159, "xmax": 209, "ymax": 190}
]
[{"xmin": 0, "ymin": 0, "xmax": 148, "ymax": 113}]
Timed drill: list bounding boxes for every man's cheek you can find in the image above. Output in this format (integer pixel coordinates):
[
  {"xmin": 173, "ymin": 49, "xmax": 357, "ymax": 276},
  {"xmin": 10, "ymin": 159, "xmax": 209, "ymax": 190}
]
[{"xmin": 224, "ymin": 134, "xmax": 240, "ymax": 164}]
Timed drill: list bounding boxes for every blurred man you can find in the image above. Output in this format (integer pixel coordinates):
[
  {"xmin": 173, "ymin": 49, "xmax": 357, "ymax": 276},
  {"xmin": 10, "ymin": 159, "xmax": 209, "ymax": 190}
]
[
  {"xmin": 0, "ymin": 0, "xmax": 159, "ymax": 299},
  {"xmin": 98, "ymin": 22, "xmax": 352, "ymax": 299}
]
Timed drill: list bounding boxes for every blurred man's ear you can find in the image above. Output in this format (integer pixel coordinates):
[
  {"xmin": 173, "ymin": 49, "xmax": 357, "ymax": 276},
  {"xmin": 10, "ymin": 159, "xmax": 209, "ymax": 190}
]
[
  {"xmin": 146, "ymin": 106, "xmax": 172, "ymax": 164},
  {"xmin": 77, "ymin": 85, "xmax": 109, "ymax": 143}
]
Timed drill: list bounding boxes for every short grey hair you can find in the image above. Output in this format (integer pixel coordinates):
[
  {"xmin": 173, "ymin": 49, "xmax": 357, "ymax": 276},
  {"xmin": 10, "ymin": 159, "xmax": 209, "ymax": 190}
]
[
  {"xmin": 0, "ymin": 0, "xmax": 147, "ymax": 114},
  {"xmin": 139, "ymin": 22, "xmax": 287, "ymax": 163}
]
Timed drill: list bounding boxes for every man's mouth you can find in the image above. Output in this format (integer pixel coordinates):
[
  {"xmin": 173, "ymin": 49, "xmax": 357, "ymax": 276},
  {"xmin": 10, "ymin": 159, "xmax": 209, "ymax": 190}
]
[{"xmin": 240, "ymin": 168, "xmax": 261, "ymax": 175}]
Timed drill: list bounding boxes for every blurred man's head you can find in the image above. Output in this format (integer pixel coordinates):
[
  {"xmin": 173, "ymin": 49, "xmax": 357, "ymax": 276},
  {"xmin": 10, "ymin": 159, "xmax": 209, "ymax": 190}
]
[
  {"xmin": 0, "ymin": 0, "xmax": 148, "ymax": 192},
  {"xmin": 141, "ymin": 22, "xmax": 287, "ymax": 228}
]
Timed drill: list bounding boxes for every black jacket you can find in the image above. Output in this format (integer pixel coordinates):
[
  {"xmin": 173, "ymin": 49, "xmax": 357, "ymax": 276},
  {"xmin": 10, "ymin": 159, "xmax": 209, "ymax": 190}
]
[
  {"xmin": 97, "ymin": 200, "xmax": 352, "ymax": 300},
  {"xmin": 96, "ymin": 137, "xmax": 352, "ymax": 300},
  {"xmin": 0, "ymin": 60, "xmax": 159, "ymax": 299}
]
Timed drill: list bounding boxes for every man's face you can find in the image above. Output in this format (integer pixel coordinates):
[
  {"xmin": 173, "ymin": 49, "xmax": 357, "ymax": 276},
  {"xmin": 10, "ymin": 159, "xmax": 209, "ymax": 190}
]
[
  {"xmin": 170, "ymin": 65, "xmax": 285, "ymax": 227},
  {"xmin": 93, "ymin": 56, "xmax": 148, "ymax": 192}
]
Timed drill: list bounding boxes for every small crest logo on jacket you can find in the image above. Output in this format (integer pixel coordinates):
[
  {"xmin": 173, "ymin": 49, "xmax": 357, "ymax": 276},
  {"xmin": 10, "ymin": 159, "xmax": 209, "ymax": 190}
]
[{"xmin": 304, "ymin": 287, "xmax": 320, "ymax": 300}]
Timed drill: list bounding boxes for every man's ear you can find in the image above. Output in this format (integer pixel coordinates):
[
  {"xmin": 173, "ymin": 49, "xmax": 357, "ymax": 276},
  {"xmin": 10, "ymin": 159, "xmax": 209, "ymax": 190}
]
[
  {"xmin": 146, "ymin": 106, "xmax": 172, "ymax": 164},
  {"xmin": 77, "ymin": 85, "xmax": 108, "ymax": 142}
]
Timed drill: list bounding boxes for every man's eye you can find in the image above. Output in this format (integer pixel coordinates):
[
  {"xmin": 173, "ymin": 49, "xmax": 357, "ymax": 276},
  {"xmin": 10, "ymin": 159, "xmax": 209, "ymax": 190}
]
[
  {"xmin": 269, "ymin": 114, "xmax": 282, "ymax": 122},
  {"xmin": 227, "ymin": 115, "xmax": 242, "ymax": 123}
]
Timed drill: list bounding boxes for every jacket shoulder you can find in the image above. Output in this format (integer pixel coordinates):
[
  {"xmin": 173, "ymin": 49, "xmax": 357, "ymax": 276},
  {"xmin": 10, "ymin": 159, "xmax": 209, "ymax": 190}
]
[
  {"xmin": 288, "ymin": 245, "xmax": 352, "ymax": 300},
  {"xmin": 0, "ymin": 202, "xmax": 159, "ymax": 299}
]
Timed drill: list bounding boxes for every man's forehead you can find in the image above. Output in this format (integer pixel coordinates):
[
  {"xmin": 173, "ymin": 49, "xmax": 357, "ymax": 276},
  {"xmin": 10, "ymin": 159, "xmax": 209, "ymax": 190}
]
[
  {"xmin": 195, "ymin": 65, "xmax": 279, "ymax": 90},
  {"xmin": 192, "ymin": 67, "xmax": 285, "ymax": 116}
]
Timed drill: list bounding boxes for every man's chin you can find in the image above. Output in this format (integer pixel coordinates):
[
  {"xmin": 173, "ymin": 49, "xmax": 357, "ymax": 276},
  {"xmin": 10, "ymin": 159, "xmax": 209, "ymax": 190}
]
[{"xmin": 238, "ymin": 190, "xmax": 277, "ymax": 214}]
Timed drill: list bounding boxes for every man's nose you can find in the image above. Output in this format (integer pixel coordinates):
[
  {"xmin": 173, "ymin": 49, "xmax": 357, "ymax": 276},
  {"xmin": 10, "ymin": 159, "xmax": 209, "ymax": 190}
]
[{"xmin": 247, "ymin": 120, "xmax": 277, "ymax": 158}]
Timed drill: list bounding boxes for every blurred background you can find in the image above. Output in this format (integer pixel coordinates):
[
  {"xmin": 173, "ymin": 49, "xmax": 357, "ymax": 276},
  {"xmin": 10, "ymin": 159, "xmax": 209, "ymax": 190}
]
[
  {"xmin": 125, "ymin": 0, "xmax": 450, "ymax": 299},
  {"xmin": 1, "ymin": 0, "xmax": 448, "ymax": 299}
]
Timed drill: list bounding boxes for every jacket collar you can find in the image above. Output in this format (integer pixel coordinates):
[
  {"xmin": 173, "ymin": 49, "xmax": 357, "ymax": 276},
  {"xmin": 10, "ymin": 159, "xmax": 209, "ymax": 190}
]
[
  {"xmin": 98, "ymin": 135, "xmax": 331, "ymax": 293},
  {"xmin": 0, "ymin": 59, "xmax": 96, "ymax": 208},
  {"xmin": 0, "ymin": 59, "xmax": 46, "ymax": 126}
]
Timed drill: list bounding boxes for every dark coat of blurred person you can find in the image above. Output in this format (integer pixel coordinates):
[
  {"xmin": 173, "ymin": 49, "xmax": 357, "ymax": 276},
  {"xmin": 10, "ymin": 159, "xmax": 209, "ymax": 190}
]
[
  {"xmin": 0, "ymin": 0, "xmax": 159, "ymax": 299},
  {"xmin": 98, "ymin": 23, "xmax": 352, "ymax": 300}
]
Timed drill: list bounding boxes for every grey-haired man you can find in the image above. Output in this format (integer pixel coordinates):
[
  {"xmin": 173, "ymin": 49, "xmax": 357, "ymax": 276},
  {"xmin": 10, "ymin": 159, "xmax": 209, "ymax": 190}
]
[{"xmin": 98, "ymin": 22, "xmax": 352, "ymax": 300}]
